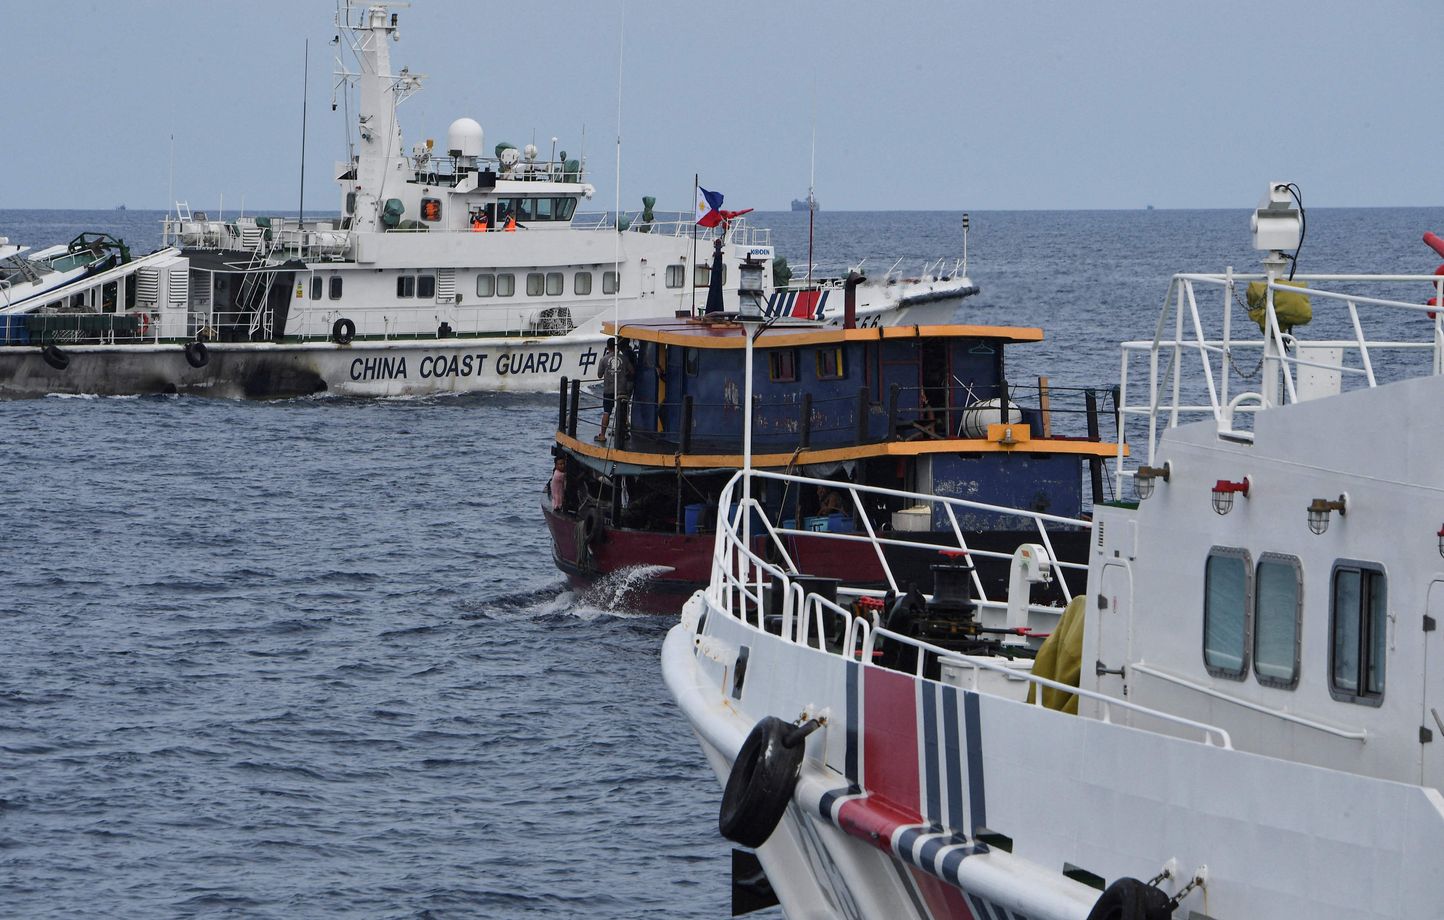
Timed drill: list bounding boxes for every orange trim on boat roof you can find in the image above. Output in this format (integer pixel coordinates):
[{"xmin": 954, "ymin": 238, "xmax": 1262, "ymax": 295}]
[
  {"xmin": 555, "ymin": 431, "xmax": 1126, "ymax": 469},
  {"xmin": 601, "ymin": 319, "xmax": 1044, "ymax": 349}
]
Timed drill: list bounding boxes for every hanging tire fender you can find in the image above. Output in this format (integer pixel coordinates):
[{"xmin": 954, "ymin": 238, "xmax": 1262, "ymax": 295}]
[
  {"xmin": 332, "ymin": 317, "xmax": 356, "ymax": 345},
  {"xmin": 184, "ymin": 340, "xmax": 210, "ymax": 369},
  {"xmin": 718, "ymin": 716, "xmax": 818, "ymax": 848},
  {"xmin": 41, "ymin": 344, "xmax": 70, "ymax": 371},
  {"xmin": 1085, "ymin": 877, "xmax": 1175, "ymax": 920}
]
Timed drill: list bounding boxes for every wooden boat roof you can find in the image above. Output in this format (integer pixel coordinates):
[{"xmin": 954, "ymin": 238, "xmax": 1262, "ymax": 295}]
[{"xmin": 603, "ymin": 318, "xmax": 1044, "ymax": 349}]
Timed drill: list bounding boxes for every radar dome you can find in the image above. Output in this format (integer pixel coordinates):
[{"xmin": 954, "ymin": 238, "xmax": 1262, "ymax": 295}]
[
  {"xmin": 499, "ymin": 147, "xmax": 520, "ymax": 168},
  {"xmin": 447, "ymin": 118, "xmax": 483, "ymax": 158}
]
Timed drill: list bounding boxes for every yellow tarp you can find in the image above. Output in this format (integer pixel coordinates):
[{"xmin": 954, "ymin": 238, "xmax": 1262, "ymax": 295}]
[
  {"xmin": 1026, "ymin": 593, "xmax": 1085, "ymax": 714},
  {"xmin": 1245, "ymin": 279, "xmax": 1311, "ymax": 333}
]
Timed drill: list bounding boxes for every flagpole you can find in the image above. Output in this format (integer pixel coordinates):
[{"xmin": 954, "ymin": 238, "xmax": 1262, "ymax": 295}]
[{"xmin": 691, "ymin": 172, "xmax": 699, "ymax": 316}]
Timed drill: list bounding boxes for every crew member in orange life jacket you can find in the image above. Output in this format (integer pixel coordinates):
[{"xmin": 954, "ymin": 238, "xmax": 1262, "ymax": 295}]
[{"xmin": 470, "ymin": 212, "xmax": 487, "ymax": 232}]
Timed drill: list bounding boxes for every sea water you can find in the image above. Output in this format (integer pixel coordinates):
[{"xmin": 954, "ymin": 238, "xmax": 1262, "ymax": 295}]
[{"xmin": 1, "ymin": 205, "xmax": 1440, "ymax": 917}]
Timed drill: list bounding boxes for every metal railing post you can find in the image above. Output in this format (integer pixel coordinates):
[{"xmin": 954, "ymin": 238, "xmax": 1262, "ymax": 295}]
[
  {"xmin": 558, "ymin": 376, "xmax": 569, "ymax": 433},
  {"xmin": 567, "ymin": 379, "xmax": 580, "ymax": 438}
]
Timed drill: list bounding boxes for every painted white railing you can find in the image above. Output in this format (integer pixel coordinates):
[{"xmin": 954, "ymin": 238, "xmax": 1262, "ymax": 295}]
[
  {"xmin": 701, "ymin": 467, "xmax": 1233, "ymax": 749},
  {"xmin": 1115, "ymin": 270, "xmax": 1444, "ymax": 497}
]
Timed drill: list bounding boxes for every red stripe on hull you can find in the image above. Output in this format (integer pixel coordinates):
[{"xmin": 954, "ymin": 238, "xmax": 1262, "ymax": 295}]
[
  {"xmin": 910, "ymin": 867, "xmax": 975, "ymax": 920},
  {"xmin": 863, "ymin": 667, "xmax": 921, "ymax": 811}
]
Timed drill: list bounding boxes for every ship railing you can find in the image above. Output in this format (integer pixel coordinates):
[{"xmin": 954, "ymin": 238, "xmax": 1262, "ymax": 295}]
[
  {"xmin": 786, "ymin": 256, "xmax": 969, "ymax": 286},
  {"xmin": 571, "ymin": 211, "xmax": 772, "ymax": 247},
  {"xmin": 1115, "ymin": 269, "xmax": 1444, "ymax": 497},
  {"xmin": 0, "ymin": 250, "xmax": 185, "ymax": 345},
  {"xmin": 706, "ymin": 468, "xmax": 1088, "ymax": 627},
  {"xmin": 702, "ymin": 468, "xmax": 1234, "ymax": 750}
]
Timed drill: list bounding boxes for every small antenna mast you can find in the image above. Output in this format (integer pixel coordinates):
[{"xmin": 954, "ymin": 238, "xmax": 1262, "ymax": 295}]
[{"xmin": 299, "ymin": 38, "xmax": 310, "ymax": 223}]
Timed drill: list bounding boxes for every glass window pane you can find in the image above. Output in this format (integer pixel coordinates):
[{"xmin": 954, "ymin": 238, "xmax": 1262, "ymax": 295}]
[
  {"xmin": 1254, "ymin": 558, "xmax": 1299, "ymax": 685},
  {"xmin": 603, "ymin": 271, "xmax": 619, "ymax": 295},
  {"xmin": 1332, "ymin": 569, "xmax": 1361, "ymax": 693},
  {"xmin": 1367, "ymin": 573, "xmax": 1387, "ymax": 695},
  {"xmin": 517, "ymin": 198, "xmax": 536, "ymax": 221},
  {"xmin": 497, "ymin": 273, "xmax": 515, "ymax": 297},
  {"xmin": 574, "ymin": 272, "xmax": 592, "ymax": 295},
  {"xmin": 526, "ymin": 272, "xmax": 544, "ymax": 296},
  {"xmin": 418, "ymin": 275, "xmax": 435, "ymax": 299},
  {"xmin": 311, "ymin": 277, "xmax": 322, "ymax": 300},
  {"xmin": 1204, "ymin": 552, "xmax": 1248, "ymax": 677},
  {"xmin": 397, "ymin": 276, "xmax": 414, "ymax": 298},
  {"xmin": 477, "ymin": 274, "xmax": 495, "ymax": 297},
  {"xmin": 694, "ymin": 264, "xmax": 711, "ymax": 287},
  {"xmin": 557, "ymin": 198, "xmax": 576, "ymax": 220},
  {"xmin": 546, "ymin": 272, "xmax": 563, "ymax": 296},
  {"xmin": 329, "ymin": 276, "xmax": 343, "ymax": 300},
  {"xmin": 535, "ymin": 197, "xmax": 554, "ymax": 220}
]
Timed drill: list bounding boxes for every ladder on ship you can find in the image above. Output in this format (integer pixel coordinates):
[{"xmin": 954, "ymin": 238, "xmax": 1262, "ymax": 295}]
[{"xmin": 238, "ymin": 232, "xmax": 281, "ymax": 341}]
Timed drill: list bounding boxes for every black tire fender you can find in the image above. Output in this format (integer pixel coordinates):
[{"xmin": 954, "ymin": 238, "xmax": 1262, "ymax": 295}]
[
  {"xmin": 331, "ymin": 317, "xmax": 356, "ymax": 345},
  {"xmin": 1086, "ymin": 877, "xmax": 1174, "ymax": 920},
  {"xmin": 184, "ymin": 340, "xmax": 209, "ymax": 369},
  {"xmin": 580, "ymin": 503, "xmax": 604, "ymax": 546},
  {"xmin": 718, "ymin": 716, "xmax": 807, "ymax": 848},
  {"xmin": 41, "ymin": 344, "xmax": 70, "ymax": 371}
]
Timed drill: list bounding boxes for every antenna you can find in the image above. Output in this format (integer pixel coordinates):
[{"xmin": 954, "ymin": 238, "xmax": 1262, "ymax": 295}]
[
  {"xmin": 167, "ymin": 133, "xmax": 175, "ymax": 218},
  {"xmin": 299, "ymin": 38, "xmax": 310, "ymax": 223},
  {"xmin": 807, "ymin": 73, "xmax": 816, "ymax": 290}
]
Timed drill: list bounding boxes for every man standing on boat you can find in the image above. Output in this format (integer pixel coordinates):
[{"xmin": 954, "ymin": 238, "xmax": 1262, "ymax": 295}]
[{"xmin": 595, "ymin": 338, "xmax": 634, "ymax": 443}]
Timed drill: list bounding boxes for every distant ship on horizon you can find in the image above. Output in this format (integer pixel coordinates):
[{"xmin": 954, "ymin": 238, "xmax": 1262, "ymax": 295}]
[{"xmin": 790, "ymin": 193, "xmax": 818, "ymax": 212}]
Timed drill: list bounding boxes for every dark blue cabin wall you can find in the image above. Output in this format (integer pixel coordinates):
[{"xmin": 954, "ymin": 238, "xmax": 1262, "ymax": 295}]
[{"xmin": 926, "ymin": 452, "xmax": 1083, "ymax": 530}]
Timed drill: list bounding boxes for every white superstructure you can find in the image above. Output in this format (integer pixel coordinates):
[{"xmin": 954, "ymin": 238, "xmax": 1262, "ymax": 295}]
[{"xmin": 663, "ymin": 188, "xmax": 1444, "ymax": 919}]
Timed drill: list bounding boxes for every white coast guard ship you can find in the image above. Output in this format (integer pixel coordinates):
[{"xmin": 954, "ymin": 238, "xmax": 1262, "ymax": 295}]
[
  {"xmin": 0, "ymin": 2, "xmax": 973, "ymax": 399},
  {"xmin": 663, "ymin": 185, "xmax": 1444, "ymax": 918}
]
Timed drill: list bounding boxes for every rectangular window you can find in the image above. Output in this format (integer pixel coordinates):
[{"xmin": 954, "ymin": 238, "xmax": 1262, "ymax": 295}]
[
  {"xmin": 329, "ymin": 276, "xmax": 343, "ymax": 300},
  {"xmin": 1254, "ymin": 554, "xmax": 1302, "ymax": 688},
  {"xmin": 535, "ymin": 197, "xmax": 555, "ymax": 221},
  {"xmin": 420, "ymin": 197, "xmax": 442, "ymax": 222},
  {"xmin": 517, "ymin": 198, "xmax": 536, "ymax": 221},
  {"xmin": 418, "ymin": 275, "xmax": 436, "ymax": 299},
  {"xmin": 666, "ymin": 264, "xmax": 685, "ymax": 288},
  {"xmin": 555, "ymin": 198, "xmax": 577, "ymax": 221},
  {"xmin": 603, "ymin": 270, "xmax": 619, "ymax": 295},
  {"xmin": 526, "ymin": 272, "xmax": 545, "ymax": 296},
  {"xmin": 694, "ymin": 264, "xmax": 711, "ymax": 287},
  {"xmin": 310, "ymin": 277, "xmax": 322, "ymax": 301},
  {"xmin": 1330, "ymin": 563, "xmax": 1387, "ymax": 703},
  {"xmin": 768, "ymin": 349, "xmax": 797, "ymax": 382},
  {"xmin": 545, "ymin": 272, "xmax": 563, "ymax": 296},
  {"xmin": 684, "ymin": 347, "xmax": 699, "ymax": 377},
  {"xmin": 477, "ymin": 274, "xmax": 495, "ymax": 298},
  {"xmin": 1203, "ymin": 548, "xmax": 1250, "ymax": 679},
  {"xmin": 574, "ymin": 271, "xmax": 592, "ymax": 295},
  {"xmin": 496, "ymin": 273, "xmax": 515, "ymax": 297},
  {"xmin": 816, "ymin": 347, "xmax": 845, "ymax": 380},
  {"xmin": 397, "ymin": 275, "xmax": 416, "ymax": 298}
]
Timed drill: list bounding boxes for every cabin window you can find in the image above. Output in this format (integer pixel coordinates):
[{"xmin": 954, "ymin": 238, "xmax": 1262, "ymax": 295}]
[
  {"xmin": 666, "ymin": 264, "xmax": 686, "ymax": 289},
  {"xmin": 684, "ymin": 347, "xmax": 699, "ymax": 377},
  {"xmin": 535, "ymin": 197, "xmax": 555, "ymax": 221},
  {"xmin": 310, "ymin": 277, "xmax": 322, "ymax": 300},
  {"xmin": 517, "ymin": 198, "xmax": 536, "ymax": 221},
  {"xmin": 397, "ymin": 276, "xmax": 416, "ymax": 298},
  {"xmin": 574, "ymin": 271, "xmax": 593, "ymax": 295},
  {"xmin": 694, "ymin": 263, "xmax": 727, "ymax": 287},
  {"xmin": 546, "ymin": 272, "xmax": 563, "ymax": 296},
  {"xmin": 1254, "ymin": 554, "xmax": 1302, "ymax": 688},
  {"xmin": 527, "ymin": 272, "xmax": 545, "ymax": 296},
  {"xmin": 418, "ymin": 274, "xmax": 436, "ymax": 299},
  {"xmin": 329, "ymin": 276, "xmax": 343, "ymax": 300},
  {"xmin": 555, "ymin": 198, "xmax": 577, "ymax": 220},
  {"xmin": 477, "ymin": 274, "xmax": 495, "ymax": 298},
  {"xmin": 496, "ymin": 273, "xmax": 516, "ymax": 297},
  {"xmin": 815, "ymin": 347, "xmax": 845, "ymax": 380},
  {"xmin": 1330, "ymin": 563, "xmax": 1387, "ymax": 704},
  {"xmin": 603, "ymin": 271, "xmax": 620, "ymax": 295},
  {"xmin": 768, "ymin": 349, "xmax": 797, "ymax": 383},
  {"xmin": 1203, "ymin": 547, "xmax": 1251, "ymax": 679},
  {"xmin": 420, "ymin": 197, "xmax": 442, "ymax": 222}
]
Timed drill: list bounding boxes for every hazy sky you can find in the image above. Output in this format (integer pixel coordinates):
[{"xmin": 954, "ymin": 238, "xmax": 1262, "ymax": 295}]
[{"xmin": 6, "ymin": 0, "xmax": 1440, "ymax": 212}]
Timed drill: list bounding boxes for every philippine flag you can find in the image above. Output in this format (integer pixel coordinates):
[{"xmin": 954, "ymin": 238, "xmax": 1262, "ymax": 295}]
[{"xmin": 697, "ymin": 186, "xmax": 726, "ymax": 228}]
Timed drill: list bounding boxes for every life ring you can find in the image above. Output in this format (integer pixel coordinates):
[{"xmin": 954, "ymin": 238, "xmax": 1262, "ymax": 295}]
[
  {"xmin": 332, "ymin": 317, "xmax": 356, "ymax": 345},
  {"xmin": 718, "ymin": 716, "xmax": 808, "ymax": 848},
  {"xmin": 1085, "ymin": 878, "xmax": 1174, "ymax": 920},
  {"xmin": 41, "ymin": 343, "xmax": 70, "ymax": 371},
  {"xmin": 185, "ymin": 340, "xmax": 210, "ymax": 369}
]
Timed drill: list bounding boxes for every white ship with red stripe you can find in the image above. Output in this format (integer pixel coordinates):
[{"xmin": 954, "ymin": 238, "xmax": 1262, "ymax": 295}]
[{"xmin": 663, "ymin": 190, "xmax": 1444, "ymax": 919}]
